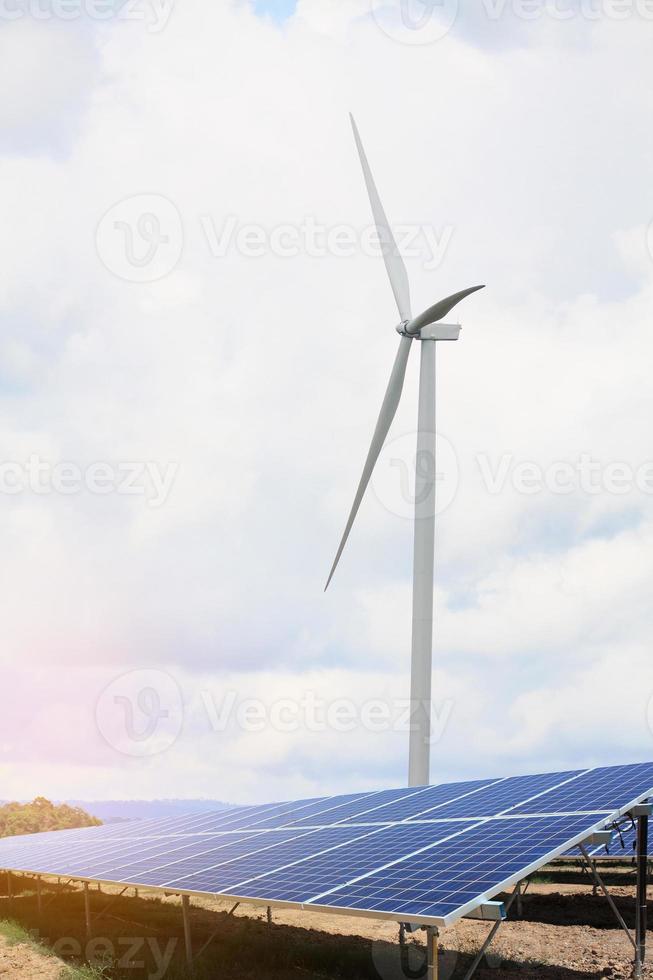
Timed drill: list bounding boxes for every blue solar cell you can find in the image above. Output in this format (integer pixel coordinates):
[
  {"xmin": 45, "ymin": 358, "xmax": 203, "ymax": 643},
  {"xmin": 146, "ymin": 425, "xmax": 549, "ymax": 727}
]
[
  {"xmin": 0, "ymin": 835, "xmax": 145, "ymax": 869},
  {"xmin": 313, "ymin": 815, "xmax": 603, "ymax": 921},
  {"xmin": 218, "ymin": 823, "xmax": 474, "ymax": 905},
  {"xmin": 81, "ymin": 833, "xmax": 283, "ymax": 885},
  {"xmin": 286, "ymin": 788, "xmax": 424, "ymax": 826},
  {"xmin": 236, "ymin": 797, "xmax": 347, "ymax": 829},
  {"xmin": 161, "ymin": 827, "xmax": 370, "ymax": 893},
  {"xmin": 0, "ymin": 836, "xmax": 194, "ymax": 879},
  {"xmin": 191, "ymin": 798, "xmax": 332, "ymax": 832},
  {"xmin": 511, "ymin": 764, "xmax": 653, "ymax": 816},
  {"xmin": 405, "ymin": 770, "xmax": 583, "ymax": 820},
  {"xmin": 0, "ymin": 822, "xmax": 124, "ymax": 849},
  {"xmin": 67, "ymin": 832, "xmax": 268, "ymax": 882},
  {"xmin": 146, "ymin": 806, "xmax": 256, "ymax": 834},
  {"xmin": 337, "ymin": 779, "xmax": 499, "ymax": 824},
  {"xmin": 187, "ymin": 803, "xmax": 295, "ymax": 832},
  {"xmin": 114, "ymin": 801, "xmax": 321, "ymax": 838}
]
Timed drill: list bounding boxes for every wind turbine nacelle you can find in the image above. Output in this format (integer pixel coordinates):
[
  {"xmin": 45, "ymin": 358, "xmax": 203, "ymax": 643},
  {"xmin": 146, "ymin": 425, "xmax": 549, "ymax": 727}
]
[{"xmin": 396, "ymin": 321, "xmax": 462, "ymax": 341}]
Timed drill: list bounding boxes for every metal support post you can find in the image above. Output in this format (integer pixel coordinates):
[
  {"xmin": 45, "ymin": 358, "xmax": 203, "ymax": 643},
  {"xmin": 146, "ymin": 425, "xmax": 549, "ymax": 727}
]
[
  {"xmin": 579, "ymin": 845, "xmax": 635, "ymax": 951},
  {"xmin": 516, "ymin": 880, "xmax": 522, "ymax": 917},
  {"xmin": 83, "ymin": 883, "xmax": 92, "ymax": 940},
  {"xmin": 635, "ymin": 813, "xmax": 649, "ymax": 978},
  {"xmin": 267, "ymin": 906, "xmax": 272, "ymax": 926},
  {"xmin": 462, "ymin": 920, "xmax": 503, "ymax": 980},
  {"xmin": 426, "ymin": 927, "xmax": 439, "ymax": 980},
  {"xmin": 36, "ymin": 877, "xmax": 42, "ymax": 917},
  {"xmin": 461, "ymin": 882, "xmax": 521, "ymax": 980},
  {"xmin": 182, "ymin": 895, "xmax": 193, "ymax": 967}
]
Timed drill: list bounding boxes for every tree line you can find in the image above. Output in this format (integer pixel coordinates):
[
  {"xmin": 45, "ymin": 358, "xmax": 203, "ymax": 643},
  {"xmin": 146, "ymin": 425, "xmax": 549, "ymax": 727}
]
[{"xmin": 0, "ymin": 798, "xmax": 101, "ymax": 837}]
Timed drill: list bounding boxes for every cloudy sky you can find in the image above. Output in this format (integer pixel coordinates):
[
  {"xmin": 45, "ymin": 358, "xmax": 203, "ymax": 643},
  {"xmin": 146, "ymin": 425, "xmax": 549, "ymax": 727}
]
[{"xmin": 2, "ymin": 0, "xmax": 653, "ymax": 804}]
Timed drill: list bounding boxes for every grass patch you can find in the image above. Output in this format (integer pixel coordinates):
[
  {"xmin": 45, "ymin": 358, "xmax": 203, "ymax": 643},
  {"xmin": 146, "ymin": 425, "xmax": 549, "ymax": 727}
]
[
  {"xmin": 0, "ymin": 916, "xmax": 110, "ymax": 979},
  {"xmin": 0, "ymin": 918, "xmax": 32, "ymax": 945},
  {"xmin": 0, "ymin": 917, "xmax": 53, "ymax": 953},
  {"xmin": 60, "ymin": 965, "xmax": 112, "ymax": 980},
  {"xmin": 530, "ymin": 873, "xmax": 552, "ymax": 884}
]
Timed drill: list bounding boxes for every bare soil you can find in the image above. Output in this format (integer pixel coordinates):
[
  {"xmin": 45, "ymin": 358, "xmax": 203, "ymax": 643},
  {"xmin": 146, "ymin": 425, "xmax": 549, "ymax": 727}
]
[
  {"xmin": 0, "ymin": 936, "xmax": 62, "ymax": 979},
  {"xmin": 1, "ymin": 868, "xmax": 652, "ymax": 978},
  {"xmin": 208, "ymin": 882, "xmax": 653, "ymax": 979}
]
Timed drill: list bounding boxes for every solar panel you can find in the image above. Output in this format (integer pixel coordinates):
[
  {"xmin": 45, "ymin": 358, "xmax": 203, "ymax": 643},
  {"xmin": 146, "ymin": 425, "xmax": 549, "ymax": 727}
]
[
  {"xmin": 160, "ymin": 823, "xmax": 475, "ymax": 900},
  {"xmin": 510, "ymin": 764, "xmax": 653, "ymax": 816},
  {"xmin": 402, "ymin": 771, "xmax": 581, "ymax": 821},
  {"xmin": 334, "ymin": 779, "xmax": 499, "ymax": 825},
  {"xmin": 313, "ymin": 815, "xmax": 602, "ymax": 920},
  {"xmin": 285, "ymin": 788, "xmax": 422, "ymax": 828},
  {"xmin": 0, "ymin": 761, "xmax": 651, "ymax": 928}
]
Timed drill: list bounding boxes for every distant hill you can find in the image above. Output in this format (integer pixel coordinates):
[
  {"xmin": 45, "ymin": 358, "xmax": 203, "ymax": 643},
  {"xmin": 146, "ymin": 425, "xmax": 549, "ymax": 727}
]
[
  {"xmin": 64, "ymin": 799, "xmax": 231, "ymax": 823},
  {"xmin": 0, "ymin": 798, "xmax": 101, "ymax": 838}
]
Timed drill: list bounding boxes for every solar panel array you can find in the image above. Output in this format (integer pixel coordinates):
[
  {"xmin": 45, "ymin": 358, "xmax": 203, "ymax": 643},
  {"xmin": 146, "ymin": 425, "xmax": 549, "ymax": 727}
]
[{"xmin": 1, "ymin": 762, "xmax": 651, "ymax": 927}]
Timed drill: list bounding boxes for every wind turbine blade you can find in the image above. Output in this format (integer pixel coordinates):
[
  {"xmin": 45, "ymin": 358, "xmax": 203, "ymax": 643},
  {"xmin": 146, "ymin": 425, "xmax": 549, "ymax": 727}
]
[
  {"xmin": 325, "ymin": 335, "xmax": 413, "ymax": 591},
  {"xmin": 350, "ymin": 114, "xmax": 412, "ymax": 322},
  {"xmin": 407, "ymin": 285, "xmax": 485, "ymax": 334}
]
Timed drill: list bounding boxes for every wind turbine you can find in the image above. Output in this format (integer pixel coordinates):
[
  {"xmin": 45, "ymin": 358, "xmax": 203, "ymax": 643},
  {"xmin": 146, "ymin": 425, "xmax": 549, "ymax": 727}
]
[{"xmin": 325, "ymin": 115, "xmax": 484, "ymax": 788}]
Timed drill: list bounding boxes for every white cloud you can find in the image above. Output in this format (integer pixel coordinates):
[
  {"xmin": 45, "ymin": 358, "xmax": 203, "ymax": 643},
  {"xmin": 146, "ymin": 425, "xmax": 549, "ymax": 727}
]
[
  {"xmin": 1, "ymin": 0, "xmax": 653, "ymax": 801},
  {"xmin": 0, "ymin": 19, "xmax": 98, "ymax": 154}
]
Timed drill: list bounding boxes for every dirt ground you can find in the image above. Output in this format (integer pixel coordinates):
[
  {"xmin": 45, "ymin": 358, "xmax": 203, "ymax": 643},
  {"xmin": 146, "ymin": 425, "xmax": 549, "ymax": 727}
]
[
  {"xmin": 1, "ymin": 869, "xmax": 653, "ymax": 978},
  {"xmin": 214, "ymin": 880, "xmax": 653, "ymax": 979},
  {"xmin": 0, "ymin": 936, "xmax": 62, "ymax": 979}
]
